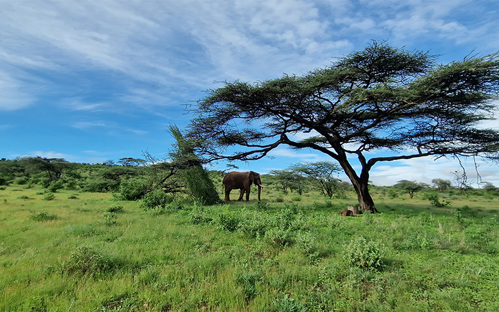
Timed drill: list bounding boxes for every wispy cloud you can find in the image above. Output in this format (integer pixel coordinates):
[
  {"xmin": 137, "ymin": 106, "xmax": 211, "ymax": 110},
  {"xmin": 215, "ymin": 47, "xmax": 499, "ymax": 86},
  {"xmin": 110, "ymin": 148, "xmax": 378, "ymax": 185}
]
[{"xmin": 70, "ymin": 120, "xmax": 148, "ymax": 136}]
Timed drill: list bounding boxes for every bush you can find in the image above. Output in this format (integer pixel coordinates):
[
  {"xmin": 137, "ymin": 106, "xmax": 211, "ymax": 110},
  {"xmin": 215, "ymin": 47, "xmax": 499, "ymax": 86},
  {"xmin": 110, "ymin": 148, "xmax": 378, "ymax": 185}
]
[
  {"xmin": 43, "ymin": 192, "xmax": 56, "ymax": 201},
  {"xmin": 14, "ymin": 177, "xmax": 29, "ymax": 185},
  {"xmin": 61, "ymin": 246, "xmax": 119, "ymax": 277},
  {"xmin": 264, "ymin": 228, "xmax": 294, "ymax": 247},
  {"xmin": 47, "ymin": 180, "xmax": 64, "ymax": 192},
  {"xmin": 217, "ymin": 213, "xmax": 241, "ymax": 232},
  {"xmin": 120, "ymin": 179, "xmax": 149, "ymax": 200},
  {"xmin": 140, "ymin": 189, "xmax": 173, "ymax": 210},
  {"xmin": 107, "ymin": 205, "xmax": 124, "ymax": 213},
  {"xmin": 84, "ymin": 178, "xmax": 119, "ymax": 193},
  {"xmin": 31, "ymin": 211, "xmax": 58, "ymax": 221},
  {"xmin": 424, "ymin": 192, "xmax": 451, "ymax": 207},
  {"xmin": 344, "ymin": 236, "xmax": 383, "ymax": 270}
]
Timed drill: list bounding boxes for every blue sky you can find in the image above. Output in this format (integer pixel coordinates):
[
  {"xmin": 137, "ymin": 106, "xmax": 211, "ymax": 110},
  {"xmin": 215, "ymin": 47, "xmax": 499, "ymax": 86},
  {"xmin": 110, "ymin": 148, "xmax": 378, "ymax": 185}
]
[{"xmin": 1, "ymin": 0, "xmax": 498, "ymax": 186}]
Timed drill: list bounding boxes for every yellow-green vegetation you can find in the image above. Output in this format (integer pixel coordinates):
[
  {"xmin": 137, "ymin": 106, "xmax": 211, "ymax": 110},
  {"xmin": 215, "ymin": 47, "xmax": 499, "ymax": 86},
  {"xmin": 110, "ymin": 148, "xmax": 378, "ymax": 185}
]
[{"xmin": 1, "ymin": 185, "xmax": 498, "ymax": 311}]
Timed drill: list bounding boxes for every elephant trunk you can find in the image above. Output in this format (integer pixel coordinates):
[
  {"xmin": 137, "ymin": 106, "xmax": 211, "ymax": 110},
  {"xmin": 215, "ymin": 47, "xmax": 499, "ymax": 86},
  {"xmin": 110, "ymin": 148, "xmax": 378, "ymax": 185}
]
[{"xmin": 257, "ymin": 184, "xmax": 262, "ymax": 201}]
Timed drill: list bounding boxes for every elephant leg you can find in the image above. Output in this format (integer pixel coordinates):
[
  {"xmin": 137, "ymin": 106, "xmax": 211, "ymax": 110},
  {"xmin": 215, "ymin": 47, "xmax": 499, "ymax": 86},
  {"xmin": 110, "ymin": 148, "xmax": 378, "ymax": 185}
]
[
  {"xmin": 245, "ymin": 188, "xmax": 251, "ymax": 201},
  {"xmin": 238, "ymin": 189, "xmax": 245, "ymax": 201},
  {"xmin": 225, "ymin": 187, "xmax": 231, "ymax": 201}
]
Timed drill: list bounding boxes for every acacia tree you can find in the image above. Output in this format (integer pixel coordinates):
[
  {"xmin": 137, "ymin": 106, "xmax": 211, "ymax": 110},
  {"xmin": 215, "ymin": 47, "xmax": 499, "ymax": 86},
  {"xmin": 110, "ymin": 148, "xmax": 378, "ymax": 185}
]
[
  {"xmin": 188, "ymin": 42, "xmax": 499, "ymax": 213},
  {"xmin": 291, "ymin": 162, "xmax": 342, "ymax": 198}
]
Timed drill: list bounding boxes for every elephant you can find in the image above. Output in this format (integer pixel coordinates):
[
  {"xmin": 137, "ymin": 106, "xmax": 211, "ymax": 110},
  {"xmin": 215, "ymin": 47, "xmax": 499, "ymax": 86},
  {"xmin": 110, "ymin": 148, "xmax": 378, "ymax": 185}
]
[{"xmin": 223, "ymin": 171, "xmax": 263, "ymax": 201}]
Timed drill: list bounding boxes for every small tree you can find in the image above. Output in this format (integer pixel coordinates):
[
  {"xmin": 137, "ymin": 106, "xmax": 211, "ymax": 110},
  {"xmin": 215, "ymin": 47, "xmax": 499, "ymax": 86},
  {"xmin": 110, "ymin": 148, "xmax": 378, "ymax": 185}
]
[
  {"xmin": 188, "ymin": 42, "xmax": 499, "ymax": 213},
  {"xmin": 394, "ymin": 180, "xmax": 425, "ymax": 199},
  {"xmin": 432, "ymin": 178, "xmax": 452, "ymax": 192},
  {"xmin": 269, "ymin": 169, "xmax": 308, "ymax": 194},
  {"xmin": 169, "ymin": 126, "xmax": 220, "ymax": 205},
  {"xmin": 291, "ymin": 162, "xmax": 341, "ymax": 198}
]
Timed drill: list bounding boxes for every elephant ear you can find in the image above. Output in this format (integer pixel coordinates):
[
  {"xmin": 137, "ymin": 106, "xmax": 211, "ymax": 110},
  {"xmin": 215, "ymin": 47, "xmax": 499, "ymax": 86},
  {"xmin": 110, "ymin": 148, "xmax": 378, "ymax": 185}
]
[{"xmin": 249, "ymin": 171, "xmax": 256, "ymax": 183}]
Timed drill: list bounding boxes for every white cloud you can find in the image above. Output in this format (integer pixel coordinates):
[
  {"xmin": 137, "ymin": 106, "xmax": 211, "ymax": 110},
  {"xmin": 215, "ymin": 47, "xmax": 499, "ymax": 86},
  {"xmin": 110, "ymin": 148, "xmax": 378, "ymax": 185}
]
[
  {"xmin": 30, "ymin": 151, "xmax": 72, "ymax": 160},
  {"xmin": 369, "ymin": 156, "xmax": 499, "ymax": 187},
  {"xmin": 0, "ymin": 73, "xmax": 35, "ymax": 111}
]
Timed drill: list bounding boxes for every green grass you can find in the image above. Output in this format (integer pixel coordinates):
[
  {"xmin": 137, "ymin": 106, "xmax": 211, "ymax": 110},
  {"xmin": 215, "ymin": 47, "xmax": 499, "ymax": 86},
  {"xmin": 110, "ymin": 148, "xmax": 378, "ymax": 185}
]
[{"xmin": 0, "ymin": 185, "xmax": 498, "ymax": 311}]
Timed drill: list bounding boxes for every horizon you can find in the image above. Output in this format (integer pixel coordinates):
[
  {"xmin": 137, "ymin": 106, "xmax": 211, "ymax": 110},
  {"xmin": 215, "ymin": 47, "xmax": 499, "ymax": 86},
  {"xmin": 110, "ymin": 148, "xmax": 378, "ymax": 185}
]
[{"xmin": 1, "ymin": 0, "xmax": 498, "ymax": 187}]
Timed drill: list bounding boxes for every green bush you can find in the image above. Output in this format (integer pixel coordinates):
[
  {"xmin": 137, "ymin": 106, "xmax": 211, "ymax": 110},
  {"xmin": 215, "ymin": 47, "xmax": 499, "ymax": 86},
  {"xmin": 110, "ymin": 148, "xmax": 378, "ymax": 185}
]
[
  {"xmin": 107, "ymin": 205, "xmax": 124, "ymax": 213},
  {"xmin": 424, "ymin": 192, "xmax": 451, "ymax": 207},
  {"xmin": 344, "ymin": 236, "xmax": 383, "ymax": 270},
  {"xmin": 140, "ymin": 189, "xmax": 173, "ymax": 210},
  {"xmin": 120, "ymin": 179, "xmax": 149, "ymax": 200},
  {"xmin": 14, "ymin": 177, "xmax": 29, "ymax": 185},
  {"xmin": 217, "ymin": 213, "xmax": 240, "ymax": 232},
  {"xmin": 103, "ymin": 212, "xmax": 117, "ymax": 226},
  {"xmin": 47, "ymin": 180, "xmax": 64, "ymax": 192},
  {"xmin": 31, "ymin": 211, "xmax": 58, "ymax": 221},
  {"xmin": 61, "ymin": 246, "xmax": 119, "ymax": 277},
  {"xmin": 84, "ymin": 178, "xmax": 119, "ymax": 193},
  {"xmin": 43, "ymin": 192, "xmax": 55, "ymax": 201},
  {"xmin": 235, "ymin": 271, "xmax": 261, "ymax": 302},
  {"xmin": 264, "ymin": 228, "xmax": 294, "ymax": 247},
  {"xmin": 238, "ymin": 215, "xmax": 267, "ymax": 238}
]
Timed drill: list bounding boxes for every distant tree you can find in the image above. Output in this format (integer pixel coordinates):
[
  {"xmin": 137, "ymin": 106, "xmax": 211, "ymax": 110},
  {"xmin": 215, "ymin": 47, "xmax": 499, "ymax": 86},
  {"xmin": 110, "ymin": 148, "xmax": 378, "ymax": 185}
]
[
  {"xmin": 117, "ymin": 157, "xmax": 145, "ymax": 167},
  {"xmin": 188, "ymin": 42, "xmax": 499, "ymax": 213},
  {"xmin": 269, "ymin": 169, "xmax": 308, "ymax": 194},
  {"xmin": 394, "ymin": 180, "xmax": 425, "ymax": 199},
  {"xmin": 291, "ymin": 162, "xmax": 342, "ymax": 198},
  {"xmin": 481, "ymin": 182, "xmax": 497, "ymax": 193},
  {"xmin": 18, "ymin": 157, "xmax": 70, "ymax": 185},
  {"xmin": 432, "ymin": 178, "xmax": 452, "ymax": 192}
]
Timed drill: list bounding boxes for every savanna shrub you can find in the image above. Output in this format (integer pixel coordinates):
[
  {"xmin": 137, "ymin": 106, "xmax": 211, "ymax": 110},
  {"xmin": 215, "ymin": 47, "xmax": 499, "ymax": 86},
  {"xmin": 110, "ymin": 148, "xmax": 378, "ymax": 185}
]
[
  {"xmin": 235, "ymin": 271, "xmax": 261, "ymax": 302},
  {"xmin": 239, "ymin": 216, "xmax": 267, "ymax": 238},
  {"xmin": 264, "ymin": 228, "xmax": 294, "ymax": 247},
  {"xmin": 84, "ymin": 178, "xmax": 119, "ymax": 192},
  {"xmin": 103, "ymin": 212, "xmax": 117, "ymax": 226},
  {"xmin": 424, "ymin": 192, "xmax": 451, "ymax": 207},
  {"xmin": 217, "ymin": 213, "xmax": 241, "ymax": 232},
  {"xmin": 47, "ymin": 180, "xmax": 64, "ymax": 192},
  {"xmin": 31, "ymin": 211, "xmax": 58, "ymax": 221},
  {"xmin": 140, "ymin": 189, "xmax": 173, "ymax": 210},
  {"xmin": 14, "ymin": 177, "xmax": 29, "ymax": 185},
  {"xmin": 344, "ymin": 237, "xmax": 383, "ymax": 270},
  {"xmin": 61, "ymin": 246, "xmax": 118, "ymax": 277},
  {"xmin": 43, "ymin": 192, "xmax": 55, "ymax": 201},
  {"xmin": 107, "ymin": 205, "xmax": 124, "ymax": 213},
  {"xmin": 120, "ymin": 179, "xmax": 149, "ymax": 200}
]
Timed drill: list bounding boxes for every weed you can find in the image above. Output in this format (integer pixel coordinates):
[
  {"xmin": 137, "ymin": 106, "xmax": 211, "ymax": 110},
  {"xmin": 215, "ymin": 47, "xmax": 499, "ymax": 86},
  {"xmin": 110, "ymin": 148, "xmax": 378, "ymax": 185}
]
[
  {"xmin": 275, "ymin": 294, "xmax": 306, "ymax": 312},
  {"xmin": 31, "ymin": 211, "xmax": 58, "ymax": 221},
  {"xmin": 17, "ymin": 195, "xmax": 32, "ymax": 200},
  {"xmin": 217, "ymin": 212, "xmax": 240, "ymax": 232},
  {"xmin": 264, "ymin": 228, "xmax": 294, "ymax": 247},
  {"xmin": 103, "ymin": 212, "xmax": 117, "ymax": 226},
  {"xmin": 424, "ymin": 192, "xmax": 451, "ymax": 207},
  {"xmin": 255, "ymin": 200, "xmax": 270, "ymax": 210},
  {"xmin": 43, "ymin": 192, "xmax": 55, "ymax": 201},
  {"xmin": 106, "ymin": 205, "xmax": 124, "ymax": 213},
  {"xmin": 235, "ymin": 271, "xmax": 261, "ymax": 302},
  {"xmin": 344, "ymin": 237, "xmax": 383, "ymax": 270},
  {"xmin": 61, "ymin": 246, "xmax": 119, "ymax": 277}
]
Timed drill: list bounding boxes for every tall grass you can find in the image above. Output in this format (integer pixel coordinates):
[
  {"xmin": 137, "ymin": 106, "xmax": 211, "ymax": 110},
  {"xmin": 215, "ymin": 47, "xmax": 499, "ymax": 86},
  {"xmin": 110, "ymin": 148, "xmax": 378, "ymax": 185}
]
[{"xmin": 0, "ymin": 185, "xmax": 497, "ymax": 311}]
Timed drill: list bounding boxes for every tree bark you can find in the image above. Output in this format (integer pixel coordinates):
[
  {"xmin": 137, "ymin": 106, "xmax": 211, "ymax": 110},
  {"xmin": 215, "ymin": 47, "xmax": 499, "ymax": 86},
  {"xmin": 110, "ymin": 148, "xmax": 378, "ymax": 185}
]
[{"xmin": 337, "ymin": 155, "xmax": 379, "ymax": 214}]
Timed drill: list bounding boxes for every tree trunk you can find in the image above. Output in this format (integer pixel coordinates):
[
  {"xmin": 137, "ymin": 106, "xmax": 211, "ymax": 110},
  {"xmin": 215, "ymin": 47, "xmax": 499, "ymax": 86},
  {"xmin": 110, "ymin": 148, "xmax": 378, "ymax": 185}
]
[
  {"xmin": 354, "ymin": 181, "xmax": 379, "ymax": 213},
  {"xmin": 337, "ymin": 156, "xmax": 379, "ymax": 213}
]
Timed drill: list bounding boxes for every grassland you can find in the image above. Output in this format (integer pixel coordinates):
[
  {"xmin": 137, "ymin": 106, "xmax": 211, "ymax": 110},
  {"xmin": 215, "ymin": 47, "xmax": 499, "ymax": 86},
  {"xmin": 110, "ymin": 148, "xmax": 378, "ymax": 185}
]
[{"xmin": 0, "ymin": 185, "xmax": 498, "ymax": 311}]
